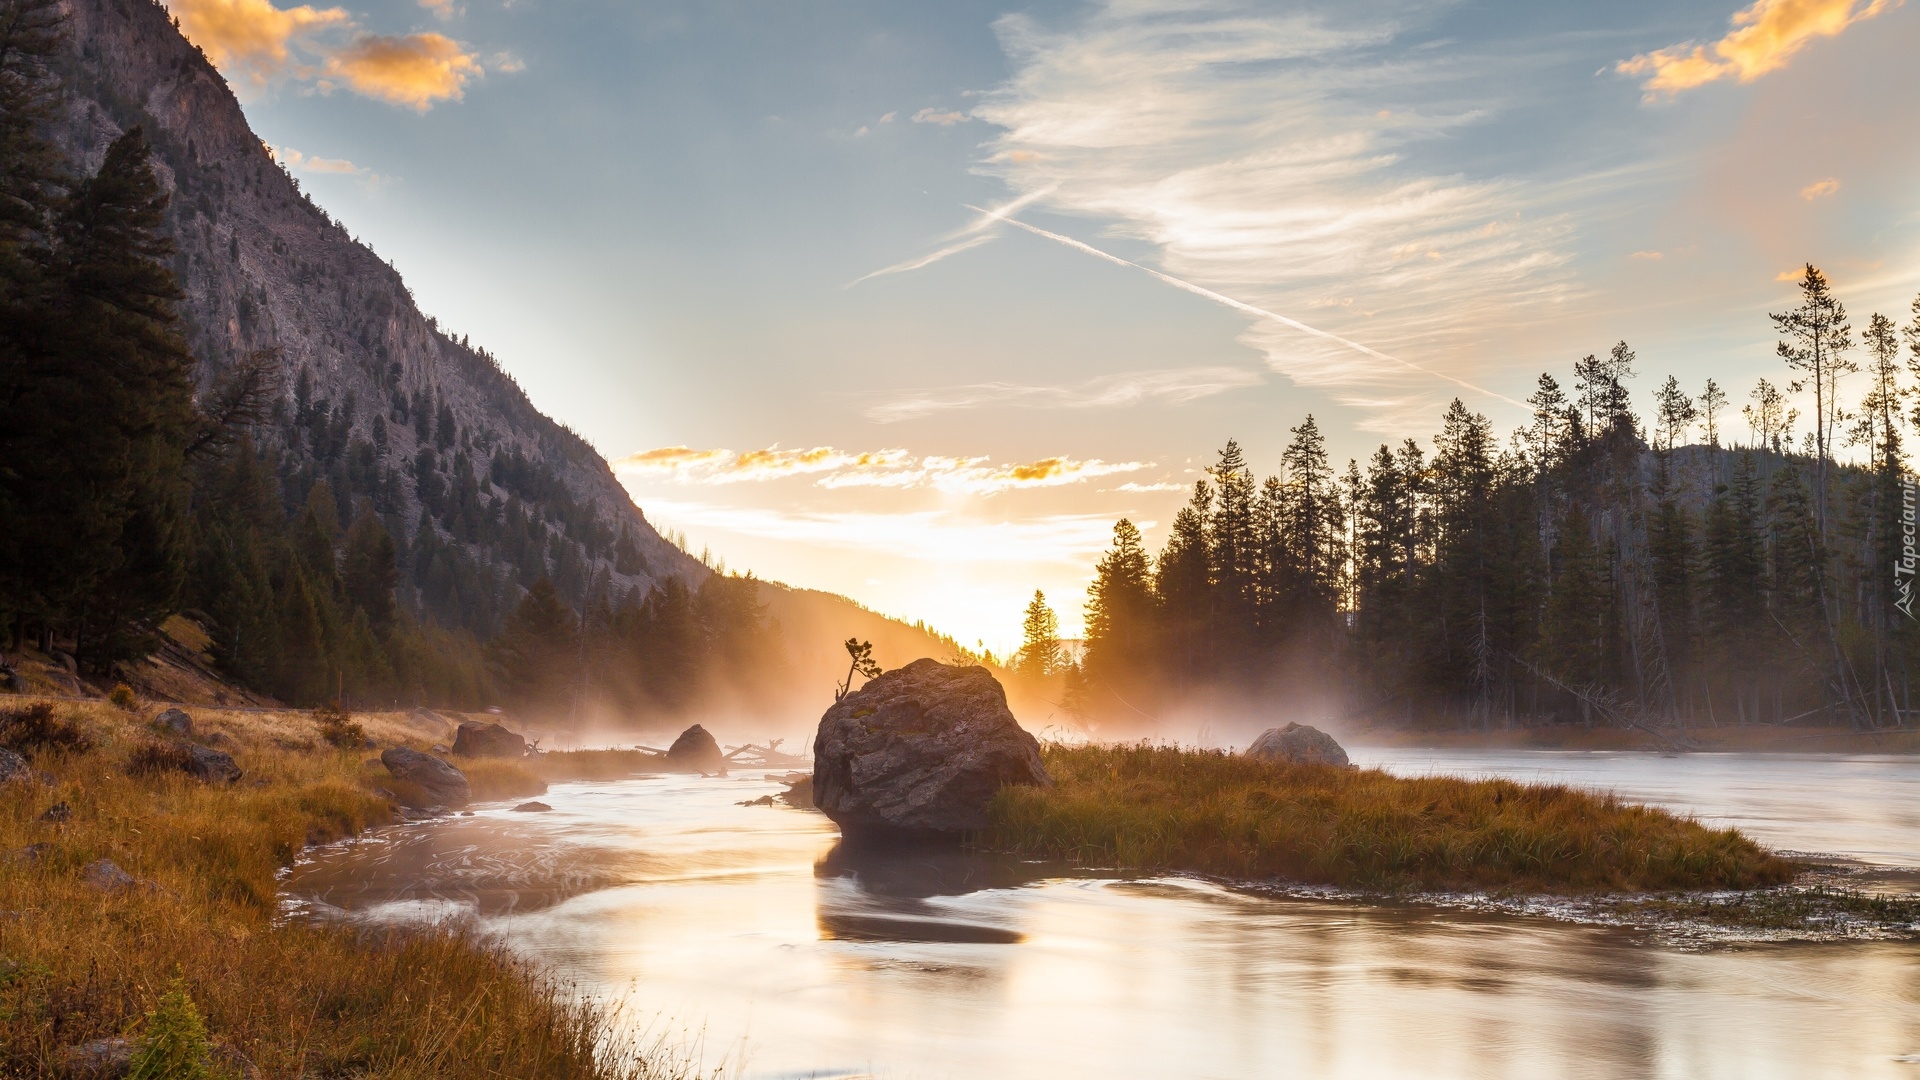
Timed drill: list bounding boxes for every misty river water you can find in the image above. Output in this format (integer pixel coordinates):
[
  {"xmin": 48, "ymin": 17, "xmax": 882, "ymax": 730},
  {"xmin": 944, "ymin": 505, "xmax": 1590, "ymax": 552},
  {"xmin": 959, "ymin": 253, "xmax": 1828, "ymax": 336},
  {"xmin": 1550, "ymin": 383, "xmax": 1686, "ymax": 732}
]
[{"xmin": 280, "ymin": 749, "xmax": 1920, "ymax": 1079}]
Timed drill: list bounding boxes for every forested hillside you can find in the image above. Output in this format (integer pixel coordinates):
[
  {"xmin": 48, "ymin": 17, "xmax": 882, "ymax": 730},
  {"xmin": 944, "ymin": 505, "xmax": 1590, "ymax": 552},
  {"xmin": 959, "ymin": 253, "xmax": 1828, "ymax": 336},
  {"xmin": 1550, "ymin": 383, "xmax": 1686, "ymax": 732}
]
[
  {"xmin": 0, "ymin": 0, "xmax": 969, "ymax": 720},
  {"xmin": 1077, "ymin": 268, "xmax": 1920, "ymax": 734}
]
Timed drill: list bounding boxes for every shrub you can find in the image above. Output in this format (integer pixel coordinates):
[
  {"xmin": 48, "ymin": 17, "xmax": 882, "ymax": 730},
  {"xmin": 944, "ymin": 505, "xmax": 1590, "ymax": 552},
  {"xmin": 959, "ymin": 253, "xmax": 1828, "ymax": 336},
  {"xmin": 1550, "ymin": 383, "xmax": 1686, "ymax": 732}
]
[
  {"xmin": 312, "ymin": 705, "xmax": 365, "ymax": 749},
  {"xmin": 109, "ymin": 684, "xmax": 139, "ymax": 711},
  {"xmin": 126, "ymin": 978, "xmax": 216, "ymax": 1080},
  {"xmin": 127, "ymin": 738, "xmax": 196, "ymax": 776},
  {"xmin": 0, "ymin": 702, "xmax": 94, "ymax": 754}
]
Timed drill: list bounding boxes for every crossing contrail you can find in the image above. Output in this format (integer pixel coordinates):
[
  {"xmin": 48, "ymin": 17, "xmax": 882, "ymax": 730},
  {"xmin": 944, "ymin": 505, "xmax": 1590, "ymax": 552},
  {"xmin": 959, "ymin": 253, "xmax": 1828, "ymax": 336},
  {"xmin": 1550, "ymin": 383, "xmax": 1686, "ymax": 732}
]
[
  {"xmin": 847, "ymin": 187, "xmax": 1058, "ymax": 288},
  {"xmin": 970, "ymin": 206, "xmax": 1528, "ymax": 411}
]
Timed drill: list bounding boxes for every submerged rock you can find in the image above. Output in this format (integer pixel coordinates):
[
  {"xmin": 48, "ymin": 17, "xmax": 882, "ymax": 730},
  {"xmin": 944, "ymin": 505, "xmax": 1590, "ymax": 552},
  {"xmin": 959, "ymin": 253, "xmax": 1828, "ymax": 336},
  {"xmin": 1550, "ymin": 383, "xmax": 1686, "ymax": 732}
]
[
  {"xmin": 1245, "ymin": 722, "xmax": 1349, "ymax": 767},
  {"xmin": 452, "ymin": 721, "xmax": 526, "ymax": 759},
  {"xmin": 663, "ymin": 724, "xmax": 725, "ymax": 774},
  {"xmin": 813, "ymin": 658, "xmax": 1050, "ymax": 842},
  {"xmin": 380, "ymin": 747, "xmax": 471, "ymax": 807},
  {"xmin": 511, "ymin": 801, "xmax": 552, "ymax": 812},
  {"xmin": 154, "ymin": 707, "xmax": 193, "ymax": 736}
]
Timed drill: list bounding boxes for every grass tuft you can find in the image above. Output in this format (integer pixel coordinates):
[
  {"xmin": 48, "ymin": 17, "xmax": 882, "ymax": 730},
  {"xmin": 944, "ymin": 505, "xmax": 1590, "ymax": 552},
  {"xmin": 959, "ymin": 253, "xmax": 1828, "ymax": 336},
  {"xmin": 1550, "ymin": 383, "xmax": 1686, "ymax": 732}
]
[
  {"xmin": 986, "ymin": 743, "xmax": 1796, "ymax": 893},
  {"xmin": 0, "ymin": 702, "xmax": 94, "ymax": 755}
]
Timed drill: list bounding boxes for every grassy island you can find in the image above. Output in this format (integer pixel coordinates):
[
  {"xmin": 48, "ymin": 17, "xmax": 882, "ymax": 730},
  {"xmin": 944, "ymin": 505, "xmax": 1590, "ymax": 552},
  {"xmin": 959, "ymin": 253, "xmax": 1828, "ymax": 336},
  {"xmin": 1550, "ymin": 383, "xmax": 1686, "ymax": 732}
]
[
  {"xmin": 987, "ymin": 743, "xmax": 1796, "ymax": 893},
  {"xmin": 0, "ymin": 698, "xmax": 687, "ymax": 1079}
]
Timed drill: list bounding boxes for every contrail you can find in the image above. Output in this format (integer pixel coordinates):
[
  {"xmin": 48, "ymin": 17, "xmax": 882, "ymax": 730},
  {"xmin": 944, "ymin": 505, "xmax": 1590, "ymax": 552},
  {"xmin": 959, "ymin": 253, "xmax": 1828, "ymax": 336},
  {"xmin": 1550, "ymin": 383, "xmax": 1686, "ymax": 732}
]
[
  {"xmin": 972, "ymin": 206, "xmax": 1528, "ymax": 411},
  {"xmin": 847, "ymin": 186, "xmax": 1060, "ymax": 288}
]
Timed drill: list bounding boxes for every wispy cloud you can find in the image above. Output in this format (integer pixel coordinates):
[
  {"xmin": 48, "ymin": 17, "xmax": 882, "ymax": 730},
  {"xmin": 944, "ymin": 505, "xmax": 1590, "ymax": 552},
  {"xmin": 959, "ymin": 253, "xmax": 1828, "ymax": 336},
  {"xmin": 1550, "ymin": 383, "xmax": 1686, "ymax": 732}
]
[
  {"xmin": 867, "ymin": 366, "xmax": 1263, "ymax": 422},
  {"xmin": 1800, "ymin": 177, "xmax": 1842, "ymax": 200},
  {"xmin": 638, "ymin": 499, "xmax": 1128, "ymax": 567},
  {"xmin": 1618, "ymin": 0, "xmax": 1898, "ymax": 99},
  {"xmin": 418, "ymin": 0, "xmax": 455, "ymax": 19},
  {"xmin": 967, "ymin": 1, "xmax": 1580, "ymax": 429},
  {"xmin": 165, "ymin": 0, "xmax": 497, "ymax": 109},
  {"xmin": 615, "ymin": 445, "xmax": 1147, "ymax": 495},
  {"xmin": 848, "ymin": 186, "xmax": 1057, "ymax": 286},
  {"xmin": 913, "ymin": 107, "xmax": 969, "ymax": 126}
]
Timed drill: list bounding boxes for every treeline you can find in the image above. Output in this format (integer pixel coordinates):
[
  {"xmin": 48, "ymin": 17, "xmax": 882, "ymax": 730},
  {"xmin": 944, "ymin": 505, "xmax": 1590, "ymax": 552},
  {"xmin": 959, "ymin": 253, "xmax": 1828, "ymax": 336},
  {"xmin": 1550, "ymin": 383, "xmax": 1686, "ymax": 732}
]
[
  {"xmin": 1077, "ymin": 267, "xmax": 1920, "ymax": 731},
  {"xmin": 0, "ymin": 0, "xmax": 769, "ymax": 716}
]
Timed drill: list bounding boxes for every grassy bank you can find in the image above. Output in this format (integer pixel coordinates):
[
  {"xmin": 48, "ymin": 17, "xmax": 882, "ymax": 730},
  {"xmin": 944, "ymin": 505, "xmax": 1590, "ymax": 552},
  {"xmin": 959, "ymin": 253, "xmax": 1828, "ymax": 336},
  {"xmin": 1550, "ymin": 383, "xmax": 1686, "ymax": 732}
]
[
  {"xmin": 0, "ymin": 697, "xmax": 690, "ymax": 1078},
  {"xmin": 987, "ymin": 743, "xmax": 1795, "ymax": 893}
]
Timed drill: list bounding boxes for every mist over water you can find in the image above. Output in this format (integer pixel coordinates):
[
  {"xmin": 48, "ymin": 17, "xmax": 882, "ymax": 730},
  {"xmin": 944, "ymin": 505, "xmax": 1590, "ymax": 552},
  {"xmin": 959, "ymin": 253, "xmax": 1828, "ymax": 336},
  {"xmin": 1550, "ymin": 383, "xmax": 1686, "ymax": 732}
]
[{"xmin": 283, "ymin": 750, "xmax": 1920, "ymax": 1079}]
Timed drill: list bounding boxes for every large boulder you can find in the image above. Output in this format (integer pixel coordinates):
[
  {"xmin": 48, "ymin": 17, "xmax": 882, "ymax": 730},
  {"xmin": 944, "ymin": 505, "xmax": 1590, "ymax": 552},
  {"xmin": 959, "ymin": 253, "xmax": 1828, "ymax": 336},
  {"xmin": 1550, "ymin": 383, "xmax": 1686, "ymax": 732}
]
[
  {"xmin": 663, "ymin": 724, "xmax": 725, "ymax": 773},
  {"xmin": 380, "ymin": 747, "xmax": 471, "ymax": 807},
  {"xmin": 813, "ymin": 659, "xmax": 1051, "ymax": 842},
  {"xmin": 154, "ymin": 707, "xmax": 193, "ymax": 736},
  {"xmin": 452, "ymin": 721, "xmax": 526, "ymax": 759},
  {"xmin": 1246, "ymin": 722, "xmax": 1349, "ymax": 767}
]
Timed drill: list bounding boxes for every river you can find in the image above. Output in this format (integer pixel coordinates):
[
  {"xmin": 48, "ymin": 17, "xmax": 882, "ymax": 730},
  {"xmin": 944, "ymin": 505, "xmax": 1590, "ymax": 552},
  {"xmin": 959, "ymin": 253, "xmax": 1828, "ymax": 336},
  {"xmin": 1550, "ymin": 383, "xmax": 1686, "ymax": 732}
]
[{"xmin": 281, "ymin": 748, "xmax": 1920, "ymax": 1079}]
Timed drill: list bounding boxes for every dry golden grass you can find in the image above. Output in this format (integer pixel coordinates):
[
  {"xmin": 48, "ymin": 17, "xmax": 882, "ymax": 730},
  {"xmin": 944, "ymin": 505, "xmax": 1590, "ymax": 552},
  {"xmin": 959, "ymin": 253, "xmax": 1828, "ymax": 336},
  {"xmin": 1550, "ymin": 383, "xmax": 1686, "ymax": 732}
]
[
  {"xmin": 0, "ymin": 698, "xmax": 698, "ymax": 1078},
  {"xmin": 987, "ymin": 743, "xmax": 1797, "ymax": 894}
]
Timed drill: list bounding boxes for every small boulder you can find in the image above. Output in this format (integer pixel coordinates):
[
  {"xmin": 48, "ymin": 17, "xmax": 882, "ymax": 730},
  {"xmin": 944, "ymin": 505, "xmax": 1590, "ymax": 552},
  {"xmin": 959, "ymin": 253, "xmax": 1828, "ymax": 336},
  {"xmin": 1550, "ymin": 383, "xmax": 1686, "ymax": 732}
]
[
  {"xmin": 82, "ymin": 858, "xmax": 137, "ymax": 894},
  {"xmin": 813, "ymin": 659, "xmax": 1050, "ymax": 841},
  {"xmin": 1245, "ymin": 722, "xmax": 1350, "ymax": 767},
  {"xmin": 154, "ymin": 707, "xmax": 193, "ymax": 736},
  {"xmin": 57, "ymin": 1036, "xmax": 133, "ymax": 1078},
  {"xmin": 0, "ymin": 747, "xmax": 29, "ymax": 784},
  {"xmin": 452, "ymin": 721, "xmax": 526, "ymax": 759},
  {"xmin": 5, "ymin": 842, "xmax": 50, "ymax": 865},
  {"xmin": 511, "ymin": 801, "xmax": 552, "ymax": 812},
  {"xmin": 38, "ymin": 801, "xmax": 70, "ymax": 824},
  {"xmin": 380, "ymin": 747, "xmax": 470, "ymax": 807},
  {"xmin": 203, "ymin": 730, "xmax": 238, "ymax": 751},
  {"xmin": 181, "ymin": 744, "xmax": 242, "ymax": 784},
  {"xmin": 663, "ymin": 724, "xmax": 725, "ymax": 774}
]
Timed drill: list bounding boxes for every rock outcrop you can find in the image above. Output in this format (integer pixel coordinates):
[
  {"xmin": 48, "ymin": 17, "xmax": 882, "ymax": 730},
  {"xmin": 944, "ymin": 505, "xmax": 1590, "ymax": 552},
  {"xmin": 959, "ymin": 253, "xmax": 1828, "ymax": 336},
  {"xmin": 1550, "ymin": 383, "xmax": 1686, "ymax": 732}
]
[
  {"xmin": 452, "ymin": 721, "xmax": 526, "ymax": 759},
  {"xmin": 663, "ymin": 724, "xmax": 725, "ymax": 774},
  {"xmin": 812, "ymin": 659, "xmax": 1050, "ymax": 841},
  {"xmin": 1245, "ymin": 723, "xmax": 1350, "ymax": 767},
  {"xmin": 379, "ymin": 748, "xmax": 471, "ymax": 807}
]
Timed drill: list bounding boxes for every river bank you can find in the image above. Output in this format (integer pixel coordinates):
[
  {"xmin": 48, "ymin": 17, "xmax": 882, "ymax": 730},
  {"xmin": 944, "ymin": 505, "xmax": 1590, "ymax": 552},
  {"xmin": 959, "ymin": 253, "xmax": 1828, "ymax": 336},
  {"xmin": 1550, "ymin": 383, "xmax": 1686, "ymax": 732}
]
[
  {"xmin": 0, "ymin": 696, "xmax": 698, "ymax": 1078},
  {"xmin": 1355, "ymin": 722, "xmax": 1920, "ymax": 753}
]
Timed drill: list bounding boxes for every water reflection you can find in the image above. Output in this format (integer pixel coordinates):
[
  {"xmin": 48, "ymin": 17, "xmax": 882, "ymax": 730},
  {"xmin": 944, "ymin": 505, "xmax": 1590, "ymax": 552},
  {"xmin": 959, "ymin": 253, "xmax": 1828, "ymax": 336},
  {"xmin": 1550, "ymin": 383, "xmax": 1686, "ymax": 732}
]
[{"xmin": 280, "ymin": 756, "xmax": 1920, "ymax": 1079}]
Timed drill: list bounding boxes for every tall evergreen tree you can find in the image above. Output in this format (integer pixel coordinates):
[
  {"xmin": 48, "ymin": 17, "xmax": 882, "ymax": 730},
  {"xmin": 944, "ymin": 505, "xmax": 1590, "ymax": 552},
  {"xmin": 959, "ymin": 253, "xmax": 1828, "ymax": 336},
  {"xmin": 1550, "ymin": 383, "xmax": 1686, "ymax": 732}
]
[
  {"xmin": 1083, "ymin": 519, "xmax": 1156, "ymax": 700},
  {"xmin": 1016, "ymin": 590, "xmax": 1062, "ymax": 678}
]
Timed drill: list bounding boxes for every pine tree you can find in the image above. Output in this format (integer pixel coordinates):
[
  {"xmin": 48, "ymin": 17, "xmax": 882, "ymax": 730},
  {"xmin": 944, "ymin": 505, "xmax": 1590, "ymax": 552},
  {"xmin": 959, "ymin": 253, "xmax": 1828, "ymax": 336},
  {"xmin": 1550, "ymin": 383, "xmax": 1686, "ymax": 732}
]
[
  {"xmin": 1083, "ymin": 519, "xmax": 1156, "ymax": 702},
  {"xmin": 341, "ymin": 502, "xmax": 399, "ymax": 635},
  {"xmin": 1280, "ymin": 415, "xmax": 1342, "ymax": 640},
  {"xmin": 1207, "ymin": 440, "xmax": 1258, "ymax": 668},
  {"xmin": 492, "ymin": 578, "xmax": 579, "ymax": 709},
  {"xmin": 1773, "ymin": 265, "xmax": 1855, "ymax": 539},
  {"xmin": 1702, "ymin": 455, "xmax": 1768, "ymax": 720},
  {"xmin": 1016, "ymin": 590, "xmax": 1062, "ymax": 678},
  {"xmin": 1155, "ymin": 480, "xmax": 1213, "ymax": 686}
]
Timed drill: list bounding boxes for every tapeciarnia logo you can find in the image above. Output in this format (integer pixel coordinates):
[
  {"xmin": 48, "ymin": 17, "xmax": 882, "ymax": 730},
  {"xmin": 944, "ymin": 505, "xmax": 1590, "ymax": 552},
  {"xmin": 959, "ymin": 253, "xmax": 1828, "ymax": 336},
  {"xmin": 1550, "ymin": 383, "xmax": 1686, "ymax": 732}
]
[{"xmin": 1898, "ymin": 473, "xmax": 1917, "ymax": 621}]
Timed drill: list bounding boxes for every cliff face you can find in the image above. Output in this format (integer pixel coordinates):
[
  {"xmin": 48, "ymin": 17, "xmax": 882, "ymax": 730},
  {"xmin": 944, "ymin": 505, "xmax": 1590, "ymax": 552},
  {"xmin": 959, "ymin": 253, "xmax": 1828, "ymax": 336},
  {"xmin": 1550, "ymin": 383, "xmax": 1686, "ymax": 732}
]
[{"xmin": 48, "ymin": 0, "xmax": 701, "ymax": 632}]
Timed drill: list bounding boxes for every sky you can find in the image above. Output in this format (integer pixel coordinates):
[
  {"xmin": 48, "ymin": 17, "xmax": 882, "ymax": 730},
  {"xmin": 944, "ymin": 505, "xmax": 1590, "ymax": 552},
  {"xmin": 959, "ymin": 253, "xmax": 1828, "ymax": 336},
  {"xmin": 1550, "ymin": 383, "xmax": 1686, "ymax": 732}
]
[{"xmin": 167, "ymin": 0, "xmax": 1920, "ymax": 654}]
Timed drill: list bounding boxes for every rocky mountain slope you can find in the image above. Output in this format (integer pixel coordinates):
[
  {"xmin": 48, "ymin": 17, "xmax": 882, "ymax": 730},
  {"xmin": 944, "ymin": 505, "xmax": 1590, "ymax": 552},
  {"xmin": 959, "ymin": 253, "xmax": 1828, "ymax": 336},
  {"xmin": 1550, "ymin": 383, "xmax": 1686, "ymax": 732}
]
[{"xmin": 47, "ymin": 0, "xmax": 701, "ymax": 636}]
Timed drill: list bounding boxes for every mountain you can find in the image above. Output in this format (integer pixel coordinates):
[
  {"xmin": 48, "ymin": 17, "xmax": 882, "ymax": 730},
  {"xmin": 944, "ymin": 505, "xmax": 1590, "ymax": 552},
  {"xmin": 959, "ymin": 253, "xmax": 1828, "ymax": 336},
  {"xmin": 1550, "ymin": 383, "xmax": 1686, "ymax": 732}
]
[{"xmin": 48, "ymin": 0, "xmax": 700, "ymax": 639}]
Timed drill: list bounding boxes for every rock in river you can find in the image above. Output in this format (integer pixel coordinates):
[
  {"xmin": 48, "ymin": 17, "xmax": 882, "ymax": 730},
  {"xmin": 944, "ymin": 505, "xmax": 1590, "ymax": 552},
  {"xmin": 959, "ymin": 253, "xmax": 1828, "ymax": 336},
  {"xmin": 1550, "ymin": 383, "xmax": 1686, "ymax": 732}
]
[
  {"xmin": 452, "ymin": 720, "xmax": 526, "ymax": 758},
  {"xmin": 813, "ymin": 659, "xmax": 1050, "ymax": 842},
  {"xmin": 380, "ymin": 747, "xmax": 471, "ymax": 807},
  {"xmin": 663, "ymin": 723, "xmax": 725, "ymax": 774},
  {"xmin": 1245, "ymin": 722, "xmax": 1349, "ymax": 767}
]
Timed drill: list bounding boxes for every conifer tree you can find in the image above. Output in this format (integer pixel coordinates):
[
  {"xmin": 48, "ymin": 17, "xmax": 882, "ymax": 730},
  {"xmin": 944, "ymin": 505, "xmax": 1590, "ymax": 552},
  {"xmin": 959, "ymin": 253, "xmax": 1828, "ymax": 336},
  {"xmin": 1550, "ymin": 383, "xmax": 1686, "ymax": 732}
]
[
  {"xmin": 1083, "ymin": 519, "xmax": 1155, "ymax": 696},
  {"xmin": 1773, "ymin": 264, "xmax": 1855, "ymax": 538},
  {"xmin": 1155, "ymin": 480, "xmax": 1213, "ymax": 686},
  {"xmin": 1016, "ymin": 590, "xmax": 1062, "ymax": 678}
]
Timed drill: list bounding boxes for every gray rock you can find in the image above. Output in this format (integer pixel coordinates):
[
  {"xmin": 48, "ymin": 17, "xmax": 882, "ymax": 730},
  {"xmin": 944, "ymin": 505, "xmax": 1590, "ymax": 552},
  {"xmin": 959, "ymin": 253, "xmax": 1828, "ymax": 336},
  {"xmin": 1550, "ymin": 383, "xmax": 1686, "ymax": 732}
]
[
  {"xmin": 813, "ymin": 659, "xmax": 1051, "ymax": 841},
  {"xmin": 663, "ymin": 724, "xmax": 725, "ymax": 774},
  {"xmin": 5, "ymin": 842, "xmax": 50, "ymax": 864},
  {"xmin": 0, "ymin": 746, "xmax": 29, "ymax": 784},
  {"xmin": 203, "ymin": 730, "xmax": 238, "ymax": 750},
  {"xmin": 181, "ymin": 744, "xmax": 242, "ymax": 784},
  {"xmin": 56, "ymin": 1036, "xmax": 133, "ymax": 1078},
  {"xmin": 154, "ymin": 707, "xmax": 193, "ymax": 736},
  {"xmin": 38, "ymin": 801, "xmax": 70, "ymax": 824},
  {"xmin": 380, "ymin": 747, "xmax": 470, "ymax": 807},
  {"xmin": 430, "ymin": 744, "xmax": 450, "ymax": 754},
  {"xmin": 1245, "ymin": 722, "xmax": 1350, "ymax": 767},
  {"xmin": 82, "ymin": 858, "xmax": 137, "ymax": 894},
  {"xmin": 452, "ymin": 721, "xmax": 526, "ymax": 759},
  {"xmin": 511, "ymin": 801, "xmax": 552, "ymax": 812}
]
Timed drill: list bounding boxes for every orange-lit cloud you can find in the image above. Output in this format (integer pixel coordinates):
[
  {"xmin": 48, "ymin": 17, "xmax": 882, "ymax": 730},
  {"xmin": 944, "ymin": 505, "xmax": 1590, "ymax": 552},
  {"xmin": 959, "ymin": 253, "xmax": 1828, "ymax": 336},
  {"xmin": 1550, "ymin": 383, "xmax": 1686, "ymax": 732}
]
[
  {"xmin": 912, "ymin": 107, "xmax": 969, "ymax": 125},
  {"xmin": 166, "ymin": 0, "xmax": 347, "ymax": 84},
  {"xmin": 1618, "ymin": 0, "xmax": 1898, "ymax": 98},
  {"xmin": 418, "ymin": 0, "xmax": 454, "ymax": 18},
  {"xmin": 322, "ymin": 33, "xmax": 482, "ymax": 109},
  {"xmin": 615, "ymin": 445, "xmax": 1146, "ymax": 495},
  {"xmin": 1800, "ymin": 177, "xmax": 1841, "ymax": 199},
  {"xmin": 165, "ymin": 0, "xmax": 488, "ymax": 109}
]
